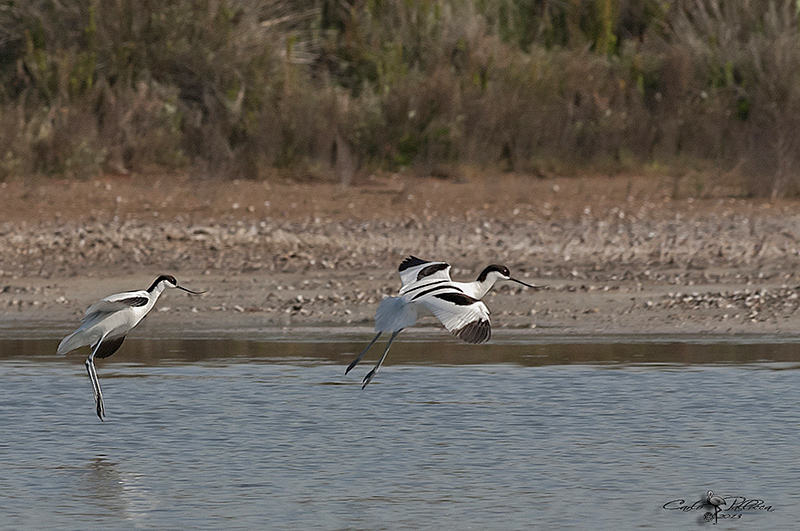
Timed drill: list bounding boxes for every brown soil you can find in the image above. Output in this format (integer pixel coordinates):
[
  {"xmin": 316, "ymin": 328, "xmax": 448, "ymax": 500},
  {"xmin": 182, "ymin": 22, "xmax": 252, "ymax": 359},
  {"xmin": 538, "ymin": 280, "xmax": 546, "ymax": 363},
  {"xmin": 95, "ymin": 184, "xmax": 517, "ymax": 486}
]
[{"xmin": 3, "ymin": 172, "xmax": 800, "ymax": 339}]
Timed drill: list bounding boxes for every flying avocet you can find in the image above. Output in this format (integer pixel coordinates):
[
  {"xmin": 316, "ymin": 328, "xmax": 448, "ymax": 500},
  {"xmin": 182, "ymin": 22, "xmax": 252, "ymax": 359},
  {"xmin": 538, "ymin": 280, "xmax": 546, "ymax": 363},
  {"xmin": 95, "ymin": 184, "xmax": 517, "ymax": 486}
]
[
  {"xmin": 57, "ymin": 275, "xmax": 205, "ymax": 420},
  {"xmin": 346, "ymin": 256, "xmax": 543, "ymax": 388}
]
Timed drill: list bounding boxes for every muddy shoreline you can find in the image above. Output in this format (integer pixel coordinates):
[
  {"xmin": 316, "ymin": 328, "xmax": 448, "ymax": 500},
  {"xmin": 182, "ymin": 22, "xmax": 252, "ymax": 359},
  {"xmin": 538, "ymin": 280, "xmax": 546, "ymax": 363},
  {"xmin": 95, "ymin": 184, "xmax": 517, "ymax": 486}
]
[{"xmin": 3, "ymin": 174, "xmax": 800, "ymax": 340}]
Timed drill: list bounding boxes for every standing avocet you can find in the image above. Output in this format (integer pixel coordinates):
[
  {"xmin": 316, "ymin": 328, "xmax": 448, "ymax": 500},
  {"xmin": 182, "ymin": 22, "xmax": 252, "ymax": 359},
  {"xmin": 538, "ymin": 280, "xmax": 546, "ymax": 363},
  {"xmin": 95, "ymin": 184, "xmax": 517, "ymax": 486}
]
[
  {"xmin": 57, "ymin": 275, "xmax": 205, "ymax": 420},
  {"xmin": 705, "ymin": 491, "xmax": 726, "ymax": 523},
  {"xmin": 346, "ymin": 256, "xmax": 543, "ymax": 388},
  {"xmin": 706, "ymin": 491, "xmax": 726, "ymax": 507}
]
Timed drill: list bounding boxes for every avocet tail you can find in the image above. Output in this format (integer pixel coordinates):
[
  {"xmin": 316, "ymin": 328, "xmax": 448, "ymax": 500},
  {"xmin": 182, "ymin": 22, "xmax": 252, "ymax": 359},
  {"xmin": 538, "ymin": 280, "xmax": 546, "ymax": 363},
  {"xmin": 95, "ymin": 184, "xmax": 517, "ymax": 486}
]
[
  {"xmin": 374, "ymin": 296, "xmax": 418, "ymax": 332},
  {"xmin": 57, "ymin": 331, "xmax": 87, "ymax": 356}
]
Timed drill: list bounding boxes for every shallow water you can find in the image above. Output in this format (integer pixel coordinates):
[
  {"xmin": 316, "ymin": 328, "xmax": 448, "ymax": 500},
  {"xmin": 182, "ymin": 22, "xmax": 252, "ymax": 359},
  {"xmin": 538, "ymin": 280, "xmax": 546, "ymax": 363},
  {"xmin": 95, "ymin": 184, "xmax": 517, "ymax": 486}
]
[{"xmin": 1, "ymin": 337, "xmax": 798, "ymax": 530}]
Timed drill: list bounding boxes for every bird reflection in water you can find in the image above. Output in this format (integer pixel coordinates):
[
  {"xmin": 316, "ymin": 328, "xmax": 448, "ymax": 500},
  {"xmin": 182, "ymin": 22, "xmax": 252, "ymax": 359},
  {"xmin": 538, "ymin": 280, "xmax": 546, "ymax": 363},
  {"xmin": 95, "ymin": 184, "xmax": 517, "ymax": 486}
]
[{"xmin": 82, "ymin": 455, "xmax": 157, "ymax": 523}]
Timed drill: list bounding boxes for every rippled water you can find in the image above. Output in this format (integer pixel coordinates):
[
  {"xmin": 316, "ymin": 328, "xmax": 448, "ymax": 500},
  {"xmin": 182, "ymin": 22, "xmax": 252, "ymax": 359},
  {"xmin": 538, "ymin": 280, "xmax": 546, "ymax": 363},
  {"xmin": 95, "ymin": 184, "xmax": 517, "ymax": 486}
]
[{"xmin": 1, "ymin": 336, "xmax": 798, "ymax": 529}]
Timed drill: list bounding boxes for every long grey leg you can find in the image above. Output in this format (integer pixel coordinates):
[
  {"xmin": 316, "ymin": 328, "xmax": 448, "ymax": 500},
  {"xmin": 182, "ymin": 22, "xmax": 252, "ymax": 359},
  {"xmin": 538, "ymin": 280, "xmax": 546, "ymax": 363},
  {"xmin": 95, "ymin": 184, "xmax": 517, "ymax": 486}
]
[
  {"xmin": 346, "ymin": 331, "xmax": 382, "ymax": 375},
  {"xmin": 362, "ymin": 329, "xmax": 402, "ymax": 389},
  {"xmin": 85, "ymin": 359, "xmax": 104, "ymax": 420},
  {"xmin": 86, "ymin": 335, "xmax": 108, "ymax": 421}
]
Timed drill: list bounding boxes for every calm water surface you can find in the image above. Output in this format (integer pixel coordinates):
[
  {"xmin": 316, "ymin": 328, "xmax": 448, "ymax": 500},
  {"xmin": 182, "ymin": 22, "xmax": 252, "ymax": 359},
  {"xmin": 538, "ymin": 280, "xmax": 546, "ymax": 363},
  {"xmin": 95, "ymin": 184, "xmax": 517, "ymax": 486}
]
[{"xmin": 1, "ymin": 336, "xmax": 799, "ymax": 530}]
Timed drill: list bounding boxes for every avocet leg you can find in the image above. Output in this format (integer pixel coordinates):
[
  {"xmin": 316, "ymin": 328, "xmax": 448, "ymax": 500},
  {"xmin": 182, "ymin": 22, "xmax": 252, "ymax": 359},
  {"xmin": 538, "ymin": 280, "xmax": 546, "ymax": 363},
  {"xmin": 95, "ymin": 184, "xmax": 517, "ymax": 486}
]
[
  {"xmin": 346, "ymin": 331, "xmax": 382, "ymax": 375},
  {"xmin": 362, "ymin": 329, "xmax": 402, "ymax": 389},
  {"xmin": 86, "ymin": 336, "xmax": 108, "ymax": 421}
]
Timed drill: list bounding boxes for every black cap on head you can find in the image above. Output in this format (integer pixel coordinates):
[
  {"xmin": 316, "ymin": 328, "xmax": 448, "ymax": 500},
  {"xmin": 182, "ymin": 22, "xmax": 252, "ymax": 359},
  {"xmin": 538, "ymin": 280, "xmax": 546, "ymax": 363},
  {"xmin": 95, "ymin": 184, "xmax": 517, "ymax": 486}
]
[
  {"xmin": 147, "ymin": 275, "xmax": 178, "ymax": 292},
  {"xmin": 477, "ymin": 264, "xmax": 510, "ymax": 282}
]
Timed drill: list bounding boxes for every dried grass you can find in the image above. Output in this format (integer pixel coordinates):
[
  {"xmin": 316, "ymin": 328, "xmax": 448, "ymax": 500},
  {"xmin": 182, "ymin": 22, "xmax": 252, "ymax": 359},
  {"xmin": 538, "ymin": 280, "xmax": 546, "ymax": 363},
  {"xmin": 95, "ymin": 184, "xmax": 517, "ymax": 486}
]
[{"xmin": 0, "ymin": 0, "xmax": 799, "ymax": 195}]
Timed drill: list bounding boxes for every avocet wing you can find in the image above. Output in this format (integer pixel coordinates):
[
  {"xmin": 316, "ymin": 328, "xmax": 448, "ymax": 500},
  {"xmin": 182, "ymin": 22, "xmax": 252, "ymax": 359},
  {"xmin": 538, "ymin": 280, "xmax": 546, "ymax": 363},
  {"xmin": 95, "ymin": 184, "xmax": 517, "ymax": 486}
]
[
  {"xmin": 83, "ymin": 291, "xmax": 149, "ymax": 320},
  {"xmin": 397, "ymin": 256, "xmax": 452, "ymax": 292},
  {"xmin": 415, "ymin": 289, "xmax": 491, "ymax": 344}
]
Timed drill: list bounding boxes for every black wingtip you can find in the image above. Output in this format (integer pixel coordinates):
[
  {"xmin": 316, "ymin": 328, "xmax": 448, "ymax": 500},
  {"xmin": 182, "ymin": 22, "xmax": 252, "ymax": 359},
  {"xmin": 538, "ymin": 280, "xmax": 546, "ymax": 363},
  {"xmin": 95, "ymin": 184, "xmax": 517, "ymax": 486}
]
[
  {"xmin": 454, "ymin": 319, "xmax": 491, "ymax": 344},
  {"xmin": 398, "ymin": 255, "xmax": 428, "ymax": 272},
  {"xmin": 95, "ymin": 335, "xmax": 127, "ymax": 360}
]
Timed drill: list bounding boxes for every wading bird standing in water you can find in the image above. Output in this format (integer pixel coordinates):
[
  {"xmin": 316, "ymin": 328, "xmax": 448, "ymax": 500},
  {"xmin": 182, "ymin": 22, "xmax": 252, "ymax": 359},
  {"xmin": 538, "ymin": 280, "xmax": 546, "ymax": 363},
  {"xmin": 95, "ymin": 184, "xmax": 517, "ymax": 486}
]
[
  {"xmin": 705, "ymin": 491, "xmax": 726, "ymax": 523},
  {"xmin": 346, "ymin": 256, "xmax": 543, "ymax": 388},
  {"xmin": 57, "ymin": 275, "xmax": 205, "ymax": 420}
]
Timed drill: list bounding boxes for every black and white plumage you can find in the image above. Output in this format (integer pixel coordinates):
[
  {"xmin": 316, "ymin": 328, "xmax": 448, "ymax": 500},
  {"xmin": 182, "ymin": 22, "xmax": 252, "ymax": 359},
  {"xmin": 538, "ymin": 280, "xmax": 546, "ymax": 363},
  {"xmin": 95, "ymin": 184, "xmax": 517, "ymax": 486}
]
[
  {"xmin": 346, "ymin": 256, "xmax": 543, "ymax": 388},
  {"xmin": 706, "ymin": 491, "xmax": 726, "ymax": 508},
  {"xmin": 705, "ymin": 491, "xmax": 726, "ymax": 523},
  {"xmin": 57, "ymin": 275, "xmax": 205, "ymax": 420}
]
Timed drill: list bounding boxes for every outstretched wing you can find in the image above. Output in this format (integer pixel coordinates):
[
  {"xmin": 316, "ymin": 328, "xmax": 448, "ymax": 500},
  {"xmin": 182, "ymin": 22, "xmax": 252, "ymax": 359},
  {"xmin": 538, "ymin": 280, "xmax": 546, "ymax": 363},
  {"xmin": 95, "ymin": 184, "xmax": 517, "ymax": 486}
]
[
  {"xmin": 397, "ymin": 256, "xmax": 452, "ymax": 292},
  {"xmin": 415, "ymin": 289, "xmax": 491, "ymax": 344},
  {"xmin": 83, "ymin": 291, "xmax": 149, "ymax": 321}
]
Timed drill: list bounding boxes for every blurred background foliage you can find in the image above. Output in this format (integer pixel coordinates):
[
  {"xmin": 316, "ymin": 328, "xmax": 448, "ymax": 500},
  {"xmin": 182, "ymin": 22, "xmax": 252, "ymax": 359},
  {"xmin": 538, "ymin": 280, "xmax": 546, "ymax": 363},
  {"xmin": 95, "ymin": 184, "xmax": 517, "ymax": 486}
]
[{"xmin": 1, "ymin": 0, "xmax": 799, "ymax": 196}]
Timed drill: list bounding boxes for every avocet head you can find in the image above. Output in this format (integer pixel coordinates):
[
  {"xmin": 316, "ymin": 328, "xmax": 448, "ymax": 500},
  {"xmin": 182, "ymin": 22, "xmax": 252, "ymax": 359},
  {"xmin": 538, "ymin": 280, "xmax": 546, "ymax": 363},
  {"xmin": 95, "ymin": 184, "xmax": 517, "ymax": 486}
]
[
  {"xmin": 148, "ymin": 275, "xmax": 206, "ymax": 294},
  {"xmin": 477, "ymin": 264, "xmax": 543, "ymax": 289}
]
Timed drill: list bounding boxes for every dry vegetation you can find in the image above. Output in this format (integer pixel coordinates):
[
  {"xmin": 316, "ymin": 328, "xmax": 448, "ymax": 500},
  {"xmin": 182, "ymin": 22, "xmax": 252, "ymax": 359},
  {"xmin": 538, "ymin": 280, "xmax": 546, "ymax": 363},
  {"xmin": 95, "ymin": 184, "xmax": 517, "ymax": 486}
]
[{"xmin": 1, "ymin": 1, "xmax": 800, "ymax": 195}]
